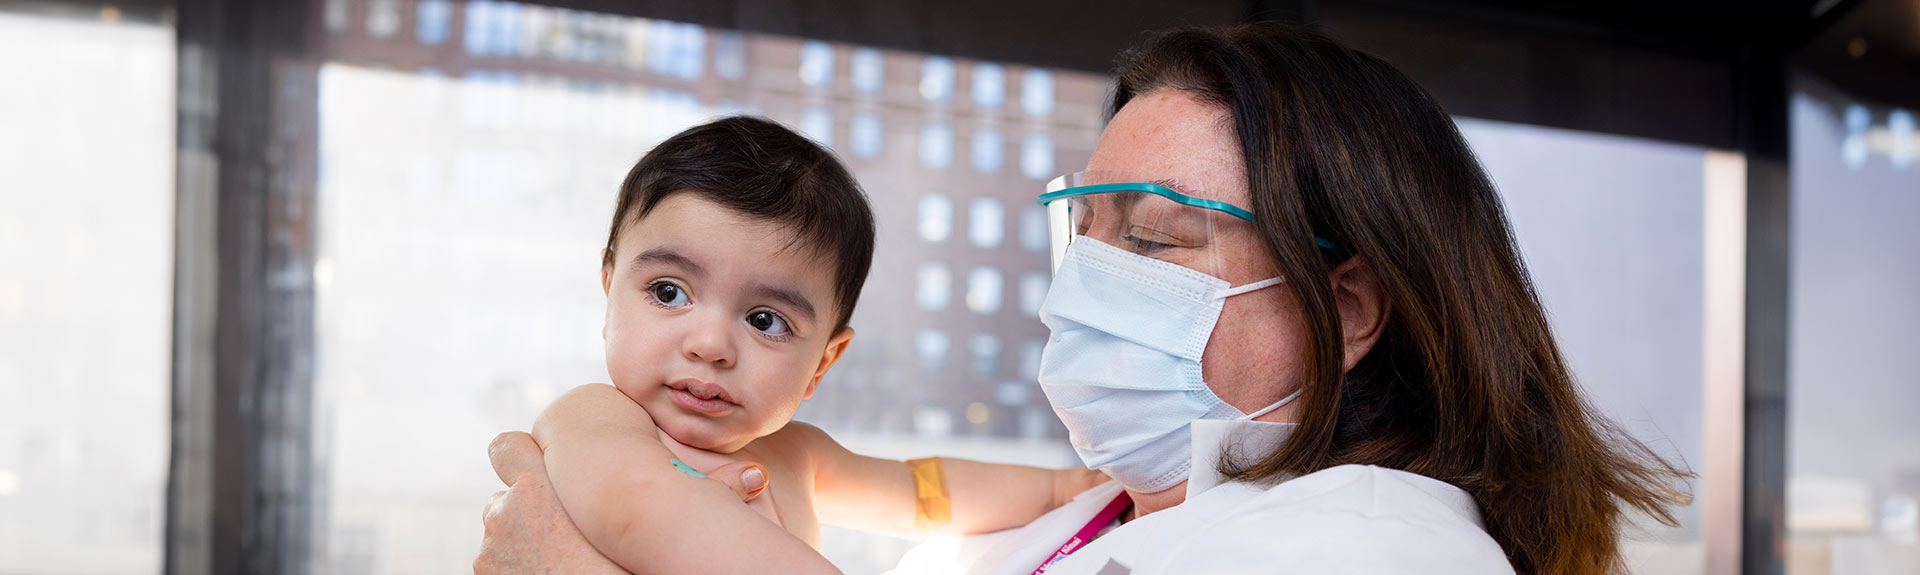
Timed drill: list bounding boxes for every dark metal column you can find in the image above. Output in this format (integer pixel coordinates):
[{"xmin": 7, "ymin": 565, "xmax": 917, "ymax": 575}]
[{"xmin": 167, "ymin": 0, "xmax": 319, "ymax": 573}]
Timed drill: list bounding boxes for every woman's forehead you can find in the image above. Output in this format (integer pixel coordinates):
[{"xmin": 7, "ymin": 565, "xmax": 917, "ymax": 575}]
[{"xmin": 1085, "ymin": 89, "xmax": 1248, "ymax": 208}]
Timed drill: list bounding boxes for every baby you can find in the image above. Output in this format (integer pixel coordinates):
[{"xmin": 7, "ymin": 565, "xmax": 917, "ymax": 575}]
[{"xmin": 530, "ymin": 117, "xmax": 1102, "ymax": 574}]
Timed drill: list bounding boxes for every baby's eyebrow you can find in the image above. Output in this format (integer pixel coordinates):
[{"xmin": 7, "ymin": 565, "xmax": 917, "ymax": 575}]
[
  {"xmin": 630, "ymin": 247, "xmax": 705, "ymax": 278},
  {"xmin": 747, "ymin": 282, "xmax": 817, "ymax": 323}
]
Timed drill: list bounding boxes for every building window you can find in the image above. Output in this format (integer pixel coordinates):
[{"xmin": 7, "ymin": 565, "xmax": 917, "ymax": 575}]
[
  {"xmin": 1020, "ymin": 133, "xmax": 1054, "ymax": 180},
  {"xmin": 849, "ymin": 112, "xmax": 882, "ymax": 159},
  {"xmin": 969, "ymin": 197, "xmax": 1004, "ymax": 248},
  {"xmin": 920, "ymin": 56, "xmax": 955, "ymax": 103},
  {"xmin": 918, "ymin": 194, "xmax": 954, "ymax": 243},
  {"xmin": 966, "ymin": 266, "xmax": 1004, "ymax": 314},
  {"xmin": 416, "ymin": 0, "xmax": 451, "ymax": 45},
  {"xmin": 971, "ymin": 333, "xmax": 1002, "ymax": 377},
  {"xmin": 1021, "ymin": 68, "xmax": 1054, "ymax": 117},
  {"xmin": 916, "ymin": 262, "xmax": 952, "ymax": 310},
  {"xmin": 971, "ymin": 127, "xmax": 1003, "ymax": 174},
  {"xmin": 799, "ymin": 107, "xmax": 834, "ymax": 149},
  {"xmin": 1020, "ymin": 272, "xmax": 1049, "ymax": 318},
  {"xmin": 916, "ymin": 329, "xmax": 950, "ymax": 372},
  {"xmin": 851, "ymin": 47, "xmax": 884, "ymax": 94},
  {"xmin": 919, "ymin": 122, "xmax": 954, "ymax": 169},
  {"xmin": 1019, "ymin": 205, "xmax": 1048, "ymax": 253},
  {"xmin": 799, "ymin": 40, "xmax": 834, "ymax": 89},
  {"xmin": 972, "ymin": 62, "xmax": 1005, "ymax": 110}
]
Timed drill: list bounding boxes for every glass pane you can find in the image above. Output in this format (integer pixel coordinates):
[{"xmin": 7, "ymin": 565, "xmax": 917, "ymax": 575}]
[
  {"xmin": 1458, "ymin": 117, "xmax": 1712, "ymax": 573},
  {"xmin": 1786, "ymin": 80, "xmax": 1920, "ymax": 573},
  {"xmin": 312, "ymin": 7, "xmax": 1106, "ymax": 572},
  {"xmin": 0, "ymin": 7, "xmax": 174, "ymax": 574}
]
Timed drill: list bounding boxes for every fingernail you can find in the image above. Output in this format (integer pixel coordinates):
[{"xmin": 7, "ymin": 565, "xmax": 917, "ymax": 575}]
[{"xmin": 742, "ymin": 465, "xmax": 768, "ymax": 495}]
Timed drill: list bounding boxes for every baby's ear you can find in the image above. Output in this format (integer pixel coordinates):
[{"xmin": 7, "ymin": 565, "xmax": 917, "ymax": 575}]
[
  {"xmin": 805, "ymin": 326, "xmax": 856, "ymax": 400},
  {"xmin": 600, "ymin": 259, "xmax": 614, "ymax": 294}
]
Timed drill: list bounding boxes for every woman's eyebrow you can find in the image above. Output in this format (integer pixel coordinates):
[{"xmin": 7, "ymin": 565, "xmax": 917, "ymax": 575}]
[
  {"xmin": 745, "ymin": 282, "xmax": 817, "ymax": 323},
  {"xmin": 629, "ymin": 247, "xmax": 705, "ymax": 278}
]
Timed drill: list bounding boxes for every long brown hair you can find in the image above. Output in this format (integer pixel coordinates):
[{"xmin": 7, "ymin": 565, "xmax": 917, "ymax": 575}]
[{"xmin": 1111, "ymin": 23, "xmax": 1692, "ymax": 574}]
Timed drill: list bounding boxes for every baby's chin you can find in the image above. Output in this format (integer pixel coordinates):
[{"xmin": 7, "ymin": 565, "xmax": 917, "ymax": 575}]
[{"xmin": 651, "ymin": 406, "xmax": 760, "ymax": 454}]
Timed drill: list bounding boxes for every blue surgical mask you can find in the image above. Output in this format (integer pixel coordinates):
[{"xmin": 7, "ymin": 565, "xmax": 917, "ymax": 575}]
[{"xmin": 1037, "ymin": 237, "xmax": 1300, "ymax": 493}]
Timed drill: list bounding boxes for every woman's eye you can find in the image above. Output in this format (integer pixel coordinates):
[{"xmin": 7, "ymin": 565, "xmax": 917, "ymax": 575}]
[
  {"xmin": 1123, "ymin": 234, "xmax": 1176, "ymax": 253},
  {"xmin": 746, "ymin": 310, "xmax": 791, "ymax": 337},
  {"xmin": 648, "ymin": 282, "xmax": 690, "ymax": 307}
]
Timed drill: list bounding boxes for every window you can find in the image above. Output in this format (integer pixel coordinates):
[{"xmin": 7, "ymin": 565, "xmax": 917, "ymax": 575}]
[
  {"xmin": 918, "ymin": 194, "xmax": 954, "ymax": 243},
  {"xmin": 972, "ymin": 62, "xmax": 1005, "ymax": 109},
  {"xmin": 850, "ymin": 47, "xmax": 884, "ymax": 94},
  {"xmin": 916, "ymin": 262, "xmax": 952, "ymax": 310},
  {"xmin": 968, "ymin": 197, "xmax": 1005, "ymax": 248},
  {"xmin": 849, "ymin": 112, "xmax": 883, "ymax": 159},
  {"xmin": 416, "ymin": 0, "xmax": 451, "ymax": 45},
  {"xmin": 1021, "ymin": 68, "xmax": 1054, "ymax": 116},
  {"xmin": 971, "ymin": 127, "xmax": 1004, "ymax": 174},
  {"xmin": 799, "ymin": 41, "xmax": 834, "ymax": 88},
  {"xmin": 919, "ymin": 56, "xmax": 954, "ymax": 102},
  {"xmin": 919, "ymin": 122, "xmax": 954, "ymax": 169},
  {"xmin": 966, "ymin": 267, "xmax": 1004, "ymax": 314},
  {"xmin": 0, "ymin": 10, "xmax": 174, "ymax": 573}
]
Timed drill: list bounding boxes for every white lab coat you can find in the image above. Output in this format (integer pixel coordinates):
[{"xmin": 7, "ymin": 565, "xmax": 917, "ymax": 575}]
[{"xmin": 885, "ymin": 421, "xmax": 1514, "ymax": 575}]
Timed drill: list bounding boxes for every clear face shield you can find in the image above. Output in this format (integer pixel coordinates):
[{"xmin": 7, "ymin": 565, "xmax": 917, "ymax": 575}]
[{"xmin": 1040, "ymin": 171, "xmax": 1336, "ymax": 282}]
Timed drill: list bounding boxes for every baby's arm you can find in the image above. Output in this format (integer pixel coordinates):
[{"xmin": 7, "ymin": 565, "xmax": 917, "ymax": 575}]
[
  {"xmin": 772, "ymin": 422, "xmax": 1108, "ymax": 538},
  {"xmin": 531, "ymin": 384, "xmax": 840, "ymax": 575}
]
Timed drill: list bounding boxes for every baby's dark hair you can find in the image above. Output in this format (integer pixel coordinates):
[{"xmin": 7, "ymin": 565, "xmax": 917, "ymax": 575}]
[{"xmin": 602, "ymin": 116, "xmax": 875, "ymax": 332}]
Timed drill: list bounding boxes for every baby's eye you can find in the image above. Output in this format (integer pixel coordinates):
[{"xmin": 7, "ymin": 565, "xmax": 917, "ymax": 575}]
[
  {"xmin": 648, "ymin": 282, "xmax": 690, "ymax": 307},
  {"xmin": 745, "ymin": 309, "xmax": 791, "ymax": 337}
]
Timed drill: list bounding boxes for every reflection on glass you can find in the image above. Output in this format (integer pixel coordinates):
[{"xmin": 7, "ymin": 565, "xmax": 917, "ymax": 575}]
[
  {"xmin": 851, "ymin": 47, "xmax": 883, "ymax": 94},
  {"xmin": 966, "ymin": 266, "xmax": 1004, "ymax": 314},
  {"xmin": 918, "ymin": 194, "xmax": 953, "ymax": 243},
  {"xmin": 973, "ymin": 62, "xmax": 1005, "ymax": 109},
  {"xmin": 971, "ymin": 127, "xmax": 1003, "ymax": 174},
  {"xmin": 919, "ymin": 122, "xmax": 954, "ymax": 169},
  {"xmin": 916, "ymin": 262, "xmax": 952, "ymax": 310},
  {"xmin": 968, "ymin": 197, "xmax": 1004, "ymax": 248},
  {"xmin": 1021, "ymin": 68, "xmax": 1054, "ymax": 116},
  {"xmin": 920, "ymin": 55, "xmax": 954, "ymax": 102}
]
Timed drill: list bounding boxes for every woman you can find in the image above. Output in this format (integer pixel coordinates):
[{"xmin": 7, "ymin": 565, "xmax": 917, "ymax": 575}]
[{"xmin": 478, "ymin": 22, "xmax": 1689, "ymax": 574}]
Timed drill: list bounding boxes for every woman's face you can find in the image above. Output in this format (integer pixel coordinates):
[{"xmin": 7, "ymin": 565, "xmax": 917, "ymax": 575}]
[{"xmin": 1084, "ymin": 88, "xmax": 1308, "ymax": 421}]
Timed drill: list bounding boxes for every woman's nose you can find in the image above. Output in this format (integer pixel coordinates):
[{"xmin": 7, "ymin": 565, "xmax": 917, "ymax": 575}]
[{"xmin": 681, "ymin": 310, "xmax": 736, "ymax": 368}]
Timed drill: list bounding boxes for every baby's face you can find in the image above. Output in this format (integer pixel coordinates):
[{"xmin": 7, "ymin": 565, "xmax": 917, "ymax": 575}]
[{"xmin": 602, "ymin": 194, "xmax": 852, "ymax": 453}]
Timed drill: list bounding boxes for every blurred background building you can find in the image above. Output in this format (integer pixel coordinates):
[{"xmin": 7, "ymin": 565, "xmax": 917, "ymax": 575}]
[{"xmin": 0, "ymin": 0, "xmax": 1915, "ymax": 573}]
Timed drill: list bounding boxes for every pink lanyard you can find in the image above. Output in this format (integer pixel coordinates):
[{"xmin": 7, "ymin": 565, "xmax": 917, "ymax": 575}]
[{"xmin": 1030, "ymin": 492, "xmax": 1132, "ymax": 575}]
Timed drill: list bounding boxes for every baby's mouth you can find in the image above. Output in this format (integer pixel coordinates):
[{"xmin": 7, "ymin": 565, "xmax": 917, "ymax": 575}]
[{"xmin": 666, "ymin": 378, "xmax": 737, "ymax": 414}]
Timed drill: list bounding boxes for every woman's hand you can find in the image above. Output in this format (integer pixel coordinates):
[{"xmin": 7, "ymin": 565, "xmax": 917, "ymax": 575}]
[{"xmin": 476, "ymin": 431, "xmax": 772, "ymax": 574}]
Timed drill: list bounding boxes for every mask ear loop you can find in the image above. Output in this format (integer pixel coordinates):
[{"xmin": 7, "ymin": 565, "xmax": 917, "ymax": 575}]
[
  {"xmin": 1240, "ymin": 388, "xmax": 1304, "ymax": 420},
  {"xmin": 1212, "ymin": 276, "xmax": 1286, "ymax": 299}
]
